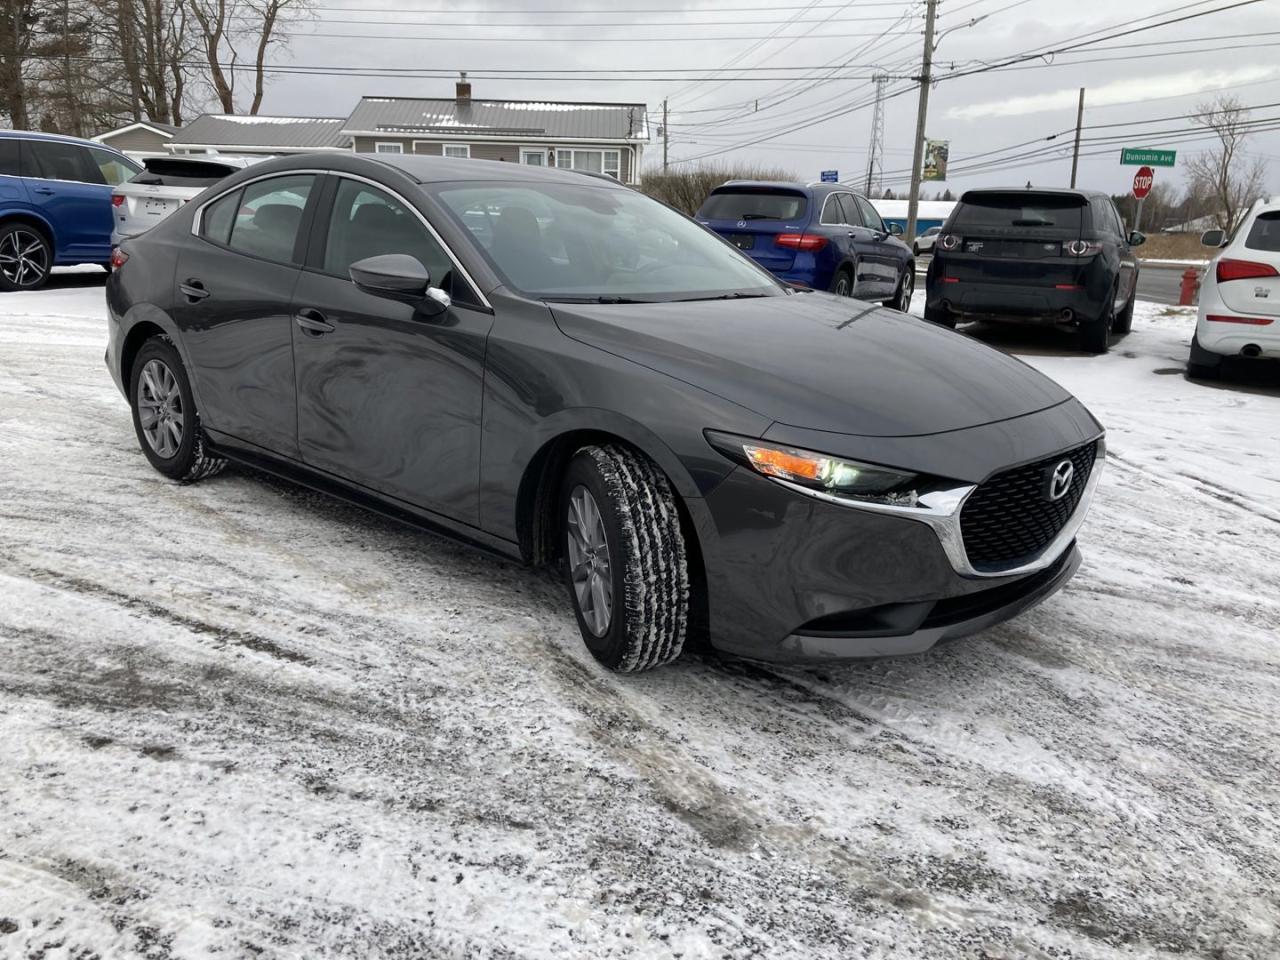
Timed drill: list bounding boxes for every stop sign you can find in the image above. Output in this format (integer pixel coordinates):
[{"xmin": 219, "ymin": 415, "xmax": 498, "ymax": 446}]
[{"xmin": 1133, "ymin": 166, "xmax": 1154, "ymax": 199}]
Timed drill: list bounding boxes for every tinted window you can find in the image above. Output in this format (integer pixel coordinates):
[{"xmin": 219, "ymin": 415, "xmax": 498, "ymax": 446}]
[
  {"xmin": 26, "ymin": 140, "xmax": 101, "ymax": 183},
  {"xmin": 87, "ymin": 146, "xmax": 139, "ymax": 186},
  {"xmin": 201, "ymin": 189, "xmax": 240, "ymax": 245},
  {"xmin": 836, "ymin": 194, "xmax": 861, "ymax": 226},
  {"xmin": 0, "ymin": 138, "xmax": 19, "ymax": 177},
  {"xmin": 819, "ymin": 195, "xmax": 845, "ymax": 225},
  {"xmin": 324, "ymin": 179, "xmax": 456, "ymax": 295},
  {"xmin": 855, "ymin": 196, "xmax": 885, "ymax": 232},
  {"xmin": 1089, "ymin": 198, "xmax": 1120, "ymax": 237},
  {"xmin": 133, "ymin": 157, "xmax": 239, "ymax": 187},
  {"xmin": 437, "ymin": 182, "xmax": 780, "ymax": 301},
  {"xmin": 698, "ymin": 189, "xmax": 807, "ymax": 222},
  {"xmin": 1245, "ymin": 211, "xmax": 1280, "ymax": 252},
  {"xmin": 226, "ymin": 175, "xmax": 313, "ymax": 263},
  {"xmin": 953, "ymin": 193, "xmax": 1085, "ymax": 230}
]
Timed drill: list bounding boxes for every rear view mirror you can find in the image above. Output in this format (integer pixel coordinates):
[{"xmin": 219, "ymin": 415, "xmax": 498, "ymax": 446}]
[
  {"xmin": 888, "ymin": 222, "xmax": 904, "ymax": 236},
  {"xmin": 1200, "ymin": 229, "xmax": 1225, "ymax": 248},
  {"xmin": 350, "ymin": 254, "xmax": 449, "ymax": 314},
  {"xmin": 1127, "ymin": 231, "xmax": 1146, "ymax": 247}
]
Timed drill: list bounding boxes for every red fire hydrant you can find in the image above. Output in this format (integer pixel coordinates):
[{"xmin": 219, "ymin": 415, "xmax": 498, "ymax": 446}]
[{"xmin": 1179, "ymin": 267, "xmax": 1201, "ymax": 306}]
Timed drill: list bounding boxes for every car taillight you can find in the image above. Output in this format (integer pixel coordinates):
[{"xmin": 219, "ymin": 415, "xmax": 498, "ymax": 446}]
[
  {"xmin": 775, "ymin": 233, "xmax": 828, "ymax": 251},
  {"xmin": 110, "ymin": 247, "xmax": 128, "ymax": 269},
  {"xmin": 937, "ymin": 233, "xmax": 961, "ymax": 251},
  {"xmin": 1065, "ymin": 240, "xmax": 1103, "ymax": 257},
  {"xmin": 111, "ymin": 193, "xmax": 125, "ymax": 207},
  {"xmin": 1216, "ymin": 258, "xmax": 1279, "ymax": 283}
]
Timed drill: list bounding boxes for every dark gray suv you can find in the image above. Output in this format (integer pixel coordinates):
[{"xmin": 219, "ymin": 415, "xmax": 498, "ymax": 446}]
[{"xmin": 106, "ymin": 154, "xmax": 1104, "ymax": 672}]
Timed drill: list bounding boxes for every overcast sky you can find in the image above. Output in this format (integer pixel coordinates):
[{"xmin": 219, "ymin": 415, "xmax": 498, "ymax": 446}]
[{"xmin": 258, "ymin": 0, "xmax": 1280, "ymax": 199}]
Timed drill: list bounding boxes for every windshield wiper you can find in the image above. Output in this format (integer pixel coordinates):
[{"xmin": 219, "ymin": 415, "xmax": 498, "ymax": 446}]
[
  {"xmin": 677, "ymin": 292, "xmax": 771, "ymax": 302},
  {"xmin": 543, "ymin": 295, "xmax": 657, "ymax": 304},
  {"xmin": 738, "ymin": 213, "xmax": 772, "ymax": 221}
]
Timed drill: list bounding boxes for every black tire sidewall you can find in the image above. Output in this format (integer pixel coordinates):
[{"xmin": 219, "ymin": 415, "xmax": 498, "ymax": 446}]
[
  {"xmin": 129, "ymin": 338, "xmax": 201, "ymax": 479},
  {"xmin": 560, "ymin": 453, "xmax": 633, "ymax": 668},
  {"xmin": 831, "ymin": 264, "xmax": 854, "ymax": 297},
  {"xmin": 0, "ymin": 223, "xmax": 51, "ymax": 292}
]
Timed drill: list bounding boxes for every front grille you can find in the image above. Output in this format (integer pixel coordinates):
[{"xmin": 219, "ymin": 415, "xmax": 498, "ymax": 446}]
[{"xmin": 960, "ymin": 441, "xmax": 1097, "ymax": 571}]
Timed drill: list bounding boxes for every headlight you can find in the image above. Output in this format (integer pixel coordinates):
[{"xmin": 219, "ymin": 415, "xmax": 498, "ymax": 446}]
[{"xmin": 706, "ymin": 432, "xmax": 925, "ymax": 507}]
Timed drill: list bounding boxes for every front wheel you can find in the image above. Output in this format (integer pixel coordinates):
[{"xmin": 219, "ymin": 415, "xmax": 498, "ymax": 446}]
[
  {"xmin": 129, "ymin": 337, "xmax": 226, "ymax": 481},
  {"xmin": 560, "ymin": 444, "xmax": 689, "ymax": 672},
  {"xmin": 0, "ymin": 223, "xmax": 51, "ymax": 292}
]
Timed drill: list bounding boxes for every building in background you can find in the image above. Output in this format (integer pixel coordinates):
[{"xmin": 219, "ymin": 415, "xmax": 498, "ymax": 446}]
[
  {"xmin": 872, "ymin": 199, "xmax": 957, "ymax": 238},
  {"xmin": 91, "ymin": 120, "xmax": 179, "ymax": 160},
  {"xmin": 164, "ymin": 115, "xmax": 350, "ymax": 156},
  {"xmin": 342, "ymin": 74, "xmax": 648, "ymax": 185}
]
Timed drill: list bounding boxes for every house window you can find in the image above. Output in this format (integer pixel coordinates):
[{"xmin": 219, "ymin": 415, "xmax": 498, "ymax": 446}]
[
  {"xmin": 555, "ymin": 149, "xmax": 622, "ymax": 181},
  {"xmin": 442, "ymin": 144, "xmax": 471, "ymax": 159},
  {"xmin": 374, "ymin": 142, "xmax": 403, "ymax": 154},
  {"xmin": 521, "ymin": 149, "xmax": 547, "ymax": 166}
]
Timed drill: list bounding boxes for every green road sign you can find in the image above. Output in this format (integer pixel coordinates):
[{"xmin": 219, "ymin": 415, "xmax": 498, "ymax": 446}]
[{"xmin": 1121, "ymin": 148, "xmax": 1176, "ymax": 167}]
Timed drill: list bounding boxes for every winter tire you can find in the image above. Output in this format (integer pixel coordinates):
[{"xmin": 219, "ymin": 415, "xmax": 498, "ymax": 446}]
[
  {"xmin": 1187, "ymin": 334, "xmax": 1222, "ymax": 380},
  {"xmin": 1113, "ymin": 288, "xmax": 1136, "ymax": 335},
  {"xmin": 1080, "ymin": 283, "xmax": 1116, "ymax": 354},
  {"xmin": 830, "ymin": 266, "xmax": 853, "ymax": 297},
  {"xmin": 924, "ymin": 304, "xmax": 956, "ymax": 328},
  {"xmin": 0, "ymin": 222, "xmax": 51, "ymax": 292},
  {"xmin": 560, "ymin": 444, "xmax": 689, "ymax": 672},
  {"xmin": 884, "ymin": 264, "xmax": 914, "ymax": 312},
  {"xmin": 129, "ymin": 337, "xmax": 226, "ymax": 482}
]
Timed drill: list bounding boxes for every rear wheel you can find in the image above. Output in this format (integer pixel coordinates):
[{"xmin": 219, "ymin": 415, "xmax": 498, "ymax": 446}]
[
  {"xmin": 0, "ymin": 223, "xmax": 51, "ymax": 292},
  {"xmin": 560, "ymin": 444, "xmax": 689, "ymax": 672},
  {"xmin": 884, "ymin": 263, "xmax": 914, "ymax": 312},
  {"xmin": 1080, "ymin": 284, "xmax": 1116, "ymax": 354},
  {"xmin": 830, "ymin": 265, "xmax": 853, "ymax": 297},
  {"xmin": 1187, "ymin": 334, "xmax": 1222, "ymax": 380},
  {"xmin": 1113, "ymin": 286, "xmax": 1136, "ymax": 335},
  {"xmin": 129, "ymin": 338, "xmax": 226, "ymax": 481}
]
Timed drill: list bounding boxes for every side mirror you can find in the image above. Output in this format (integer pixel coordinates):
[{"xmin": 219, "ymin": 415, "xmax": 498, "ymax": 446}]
[
  {"xmin": 888, "ymin": 222, "xmax": 904, "ymax": 236},
  {"xmin": 1200, "ymin": 229, "xmax": 1225, "ymax": 248},
  {"xmin": 350, "ymin": 254, "xmax": 449, "ymax": 314},
  {"xmin": 1127, "ymin": 230, "xmax": 1146, "ymax": 247}
]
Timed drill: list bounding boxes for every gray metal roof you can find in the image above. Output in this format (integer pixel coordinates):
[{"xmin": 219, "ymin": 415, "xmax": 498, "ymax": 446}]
[
  {"xmin": 343, "ymin": 97, "xmax": 649, "ymax": 143},
  {"xmin": 168, "ymin": 114, "xmax": 350, "ymax": 150}
]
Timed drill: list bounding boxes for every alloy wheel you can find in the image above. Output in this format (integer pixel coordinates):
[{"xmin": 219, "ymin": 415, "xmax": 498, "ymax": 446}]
[
  {"xmin": 137, "ymin": 359, "xmax": 185, "ymax": 459},
  {"xmin": 898, "ymin": 269, "xmax": 915, "ymax": 311},
  {"xmin": 834, "ymin": 274, "xmax": 850, "ymax": 296},
  {"xmin": 0, "ymin": 229, "xmax": 48, "ymax": 287},
  {"xmin": 566, "ymin": 485, "xmax": 613, "ymax": 637}
]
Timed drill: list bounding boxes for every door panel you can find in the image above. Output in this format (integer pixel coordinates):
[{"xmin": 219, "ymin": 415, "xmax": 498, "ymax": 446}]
[
  {"xmin": 854, "ymin": 195, "xmax": 901, "ymax": 298},
  {"xmin": 20, "ymin": 141, "xmax": 112, "ymax": 262},
  {"xmin": 291, "ymin": 176, "xmax": 494, "ymax": 523}
]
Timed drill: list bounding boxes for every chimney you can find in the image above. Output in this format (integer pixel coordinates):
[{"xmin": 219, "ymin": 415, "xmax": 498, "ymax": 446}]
[{"xmin": 456, "ymin": 71, "xmax": 471, "ymax": 104}]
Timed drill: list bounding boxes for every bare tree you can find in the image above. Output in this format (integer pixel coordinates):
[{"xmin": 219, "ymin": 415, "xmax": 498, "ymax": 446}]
[
  {"xmin": 0, "ymin": 0, "xmax": 56, "ymax": 127},
  {"xmin": 188, "ymin": 0, "xmax": 308, "ymax": 115},
  {"xmin": 1185, "ymin": 95, "xmax": 1270, "ymax": 235}
]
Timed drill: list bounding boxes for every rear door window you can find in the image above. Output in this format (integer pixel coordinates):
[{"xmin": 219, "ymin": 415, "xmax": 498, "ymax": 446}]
[
  {"xmin": 953, "ymin": 193, "xmax": 1085, "ymax": 231},
  {"xmin": 698, "ymin": 189, "xmax": 807, "ymax": 222},
  {"xmin": 836, "ymin": 194, "xmax": 862, "ymax": 226},
  {"xmin": 225, "ymin": 175, "xmax": 314, "ymax": 264},
  {"xmin": 1244, "ymin": 212, "xmax": 1280, "ymax": 252},
  {"xmin": 0, "ymin": 139, "xmax": 19, "ymax": 177}
]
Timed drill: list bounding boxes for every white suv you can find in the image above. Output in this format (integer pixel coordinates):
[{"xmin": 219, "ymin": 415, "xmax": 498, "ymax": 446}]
[{"xmin": 1189, "ymin": 198, "xmax": 1280, "ymax": 378}]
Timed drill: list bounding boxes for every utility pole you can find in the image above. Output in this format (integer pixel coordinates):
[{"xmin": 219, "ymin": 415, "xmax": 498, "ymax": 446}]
[
  {"xmin": 864, "ymin": 73, "xmax": 888, "ymax": 197},
  {"xmin": 905, "ymin": 0, "xmax": 937, "ymax": 243},
  {"xmin": 1069, "ymin": 88, "xmax": 1085, "ymax": 188},
  {"xmin": 662, "ymin": 99, "xmax": 669, "ymax": 173}
]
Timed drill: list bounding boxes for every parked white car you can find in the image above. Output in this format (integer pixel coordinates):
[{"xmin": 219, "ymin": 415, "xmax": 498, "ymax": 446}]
[
  {"xmin": 1189, "ymin": 198, "xmax": 1280, "ymax": 378},
  {"xmin": 111, "ymin": 156, "xmax": 254, "ymax": 246},
  {"xmin": 913, "ymin": 225, "xmax": 941, "ymax": 255}
]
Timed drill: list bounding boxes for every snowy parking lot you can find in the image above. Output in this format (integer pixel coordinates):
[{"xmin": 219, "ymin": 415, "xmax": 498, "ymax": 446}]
[{"xmin": 1, "ymin": 274, "xmax": 1278, "ymax": 959}]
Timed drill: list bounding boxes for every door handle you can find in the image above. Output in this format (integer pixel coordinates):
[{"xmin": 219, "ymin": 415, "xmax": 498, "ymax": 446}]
[
  {"xmin": 33, "ymin": 187, "xmax": 54, "ymax": 195},
  {"xmin": 179, "ymin": 279, "xmax": 209, "ymax": 302},
  {"xmin": 294, "ymin": 308, "xmax": 334, "ymax": 335}
]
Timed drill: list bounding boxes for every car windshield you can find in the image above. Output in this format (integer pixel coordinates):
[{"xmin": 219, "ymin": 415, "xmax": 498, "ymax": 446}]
[
  {"xmin": 953, "ymin": 193, "xmax": 1085, "ymax": 231},
  {"xmin": 1244, "ymin": 211, "xmax": 1280, "ymax": 252},
  {"xmin": 697, "ymin": 189, "xmax": 808, "ymax": 222},
  {"xmin": 434, "ymin": 181, "xmax": 785, "ymax": 302}
]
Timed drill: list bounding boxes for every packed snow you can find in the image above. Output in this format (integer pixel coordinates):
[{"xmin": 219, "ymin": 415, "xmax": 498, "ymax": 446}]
[{"xmin": 0, "ymin": 274, "xmax": 1277, "ymax": 959}]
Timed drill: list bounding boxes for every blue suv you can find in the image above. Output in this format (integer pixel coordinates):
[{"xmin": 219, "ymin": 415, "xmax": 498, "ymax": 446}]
[
  {"xmin": 695, "ymin": 180, "xmax": 915, "ymax": 310},
  {"xmin": 0, "ymin": 131, "xmax": 140, "ymax": 291}
]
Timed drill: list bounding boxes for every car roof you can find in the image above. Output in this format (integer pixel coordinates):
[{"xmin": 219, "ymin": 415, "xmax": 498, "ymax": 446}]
[
  {"xmin": 715, "ymin": 179, "xmax": 863, "ymax": 198},
  {"xmin": 959, "ymin": 186, "xmax": 1106, "ymax": 200},
  {"xmin": 0, "ymin": 128, "xmax": 128, "ymax": 155}
]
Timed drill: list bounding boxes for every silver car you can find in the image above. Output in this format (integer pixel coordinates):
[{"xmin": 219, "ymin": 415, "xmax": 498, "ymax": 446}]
[{"xmin": 111, "ymin": 156, "xmax": 254, "ymax": 246}]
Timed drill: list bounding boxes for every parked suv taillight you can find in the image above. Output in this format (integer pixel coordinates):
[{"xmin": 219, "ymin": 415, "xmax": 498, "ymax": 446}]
[
  {"xmin": 775, "ymin": 233, "xmax": 828, "ymax": 251},
  {"xmin": 110, "ymin": 247, "xmax": 128, "ymax": 269},
  {"xmin": 1216, "ymin": 258, "xmax": 1279, "ymax": 283},
  {"xmin": 111, "ymin": 193, "xmax": 125, "ymax": 208},
  {"xmin": 937, "ymin": 233, "xmax": 961, "ymax": 252},
  {"xmin": 1065, "ymin": 240, "xmax": 1103, "ymax": 257}
]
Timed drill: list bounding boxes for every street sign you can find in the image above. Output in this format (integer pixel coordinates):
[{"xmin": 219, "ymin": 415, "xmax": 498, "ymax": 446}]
[
  {"xmin": 1133, "ymin": 166, "xmax": 1154, "ymax": 199},
  {"xmin": 1121, "ymin": 148, "xmax": 1176, "ymax": 167},
  {"xmin": 820, "ymin": 170, "xmax": 838, "ymax": 183}
]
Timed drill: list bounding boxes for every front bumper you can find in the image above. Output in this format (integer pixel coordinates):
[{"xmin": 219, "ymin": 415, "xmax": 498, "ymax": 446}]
[{"xmin": 686, "ymin": 424, "xmax": 1102, "ymax": 664}]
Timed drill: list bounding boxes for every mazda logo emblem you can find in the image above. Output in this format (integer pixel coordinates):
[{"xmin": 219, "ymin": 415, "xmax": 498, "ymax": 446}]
[{"xmin": 1046, "ymin": 460, "xmax": 1074, "ymax": 501}]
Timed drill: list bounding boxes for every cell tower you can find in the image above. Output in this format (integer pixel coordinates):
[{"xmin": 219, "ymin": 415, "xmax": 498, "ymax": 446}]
[{"xmin": 864, "ymin": 73, "xmax": 889, "ymax": 197}]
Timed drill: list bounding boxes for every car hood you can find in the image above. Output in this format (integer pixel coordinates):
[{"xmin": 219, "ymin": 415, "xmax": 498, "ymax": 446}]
[{"xmin": 549, "ymin": 293, "xmax": 1071, "ymax": 437}]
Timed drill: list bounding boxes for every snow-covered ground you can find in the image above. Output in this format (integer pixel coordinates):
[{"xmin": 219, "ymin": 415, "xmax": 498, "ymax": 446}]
[{"xmin": 1, "ymin": 276, "xmax": 1278, "ymax": 959}]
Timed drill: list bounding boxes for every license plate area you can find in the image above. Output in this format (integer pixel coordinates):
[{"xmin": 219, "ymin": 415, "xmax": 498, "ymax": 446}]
[
  {"xmin": 144, "ymin": 197, "xmax": 174, "ymax": 216},
  {"xmin": 729, "ymin": 233, "xmax": 755, "ymax": 250},
  {"xmin": 964, "ymin": 239, "xmax": 1061, "ymax": 258}
]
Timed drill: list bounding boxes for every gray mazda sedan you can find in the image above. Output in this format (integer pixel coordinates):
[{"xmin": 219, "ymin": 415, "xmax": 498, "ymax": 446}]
[{"xmin": 106, "ymin": 154, "xmax": 1104, "ymax": 672}]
